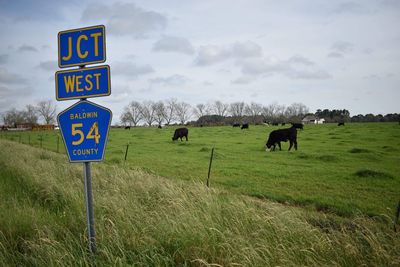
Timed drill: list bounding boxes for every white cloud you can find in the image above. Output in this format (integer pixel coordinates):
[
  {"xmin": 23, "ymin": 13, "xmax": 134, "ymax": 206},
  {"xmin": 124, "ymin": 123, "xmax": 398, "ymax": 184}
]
[
  {"xmin": 195, "ymin": 41, "xmax": 263, "ymax": 66},
  {"xmin": 231, "ymin": 41, "xmax": 262, "ymax": 58},
  {"xmin": 81, "ymin": 2, "xmax": 167, "ymax": 38},
  {"xmin": 112, "ymin": 61, "xmax": 154, "ymax": 77},
  {"xmin": 153, "ymin": 35, "xmax": 194, "ymax": 55},
  {"xmin": 18, "ymin": 45, "xmax": 38, "ymax": 53},
  {"xmin": 0, "ymin": 67, "xmax": 26, "ymax": 84},
  {"xmin": 39, "ymin": 60, "xmax": 57, "ymax": 71},
  {"xmin": 0, "ymin": 54, "xmax": 8, "ymax": 64},
  {"xmin": 236, "ymin": 56, "xmax": 331, "ymax": 80},
  {"xmin": 149, "ymin": 74, "xmax": 188, "ymax": 86},
  {"xmin": 327, "ymin": 41, "xmax": 354, "ymax": 58}
]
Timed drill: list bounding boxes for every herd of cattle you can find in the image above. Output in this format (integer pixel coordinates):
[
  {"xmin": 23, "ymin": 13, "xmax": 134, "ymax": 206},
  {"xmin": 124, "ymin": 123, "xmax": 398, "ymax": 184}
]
[
  {"xmin": 124, "ymin": 121, "xmax": 346, "ymax": 152},
  {"xmin": 170, "ymin": 122, "xmax": 309, "ymax": 152}
]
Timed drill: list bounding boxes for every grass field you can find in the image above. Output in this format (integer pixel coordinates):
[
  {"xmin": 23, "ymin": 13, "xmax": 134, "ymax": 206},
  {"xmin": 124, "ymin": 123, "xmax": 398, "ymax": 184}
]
[
  {"xmin": 1, "ymin": 122, "xmax": 399, "ymax": 218},
  {"xmin": 0, "ymin": 139, "xmax": 399, "ymax": 266}
]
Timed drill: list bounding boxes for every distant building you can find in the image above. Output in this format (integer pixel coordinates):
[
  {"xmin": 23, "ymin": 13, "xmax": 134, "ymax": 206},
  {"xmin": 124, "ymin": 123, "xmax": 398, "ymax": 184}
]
[
  {"xmin": 302, "ymin": 115, "xmax": 325, "ymax": 124},
  {"xmin": 32, "ymin": 124, "xmax": 55, "ymax": 131}
]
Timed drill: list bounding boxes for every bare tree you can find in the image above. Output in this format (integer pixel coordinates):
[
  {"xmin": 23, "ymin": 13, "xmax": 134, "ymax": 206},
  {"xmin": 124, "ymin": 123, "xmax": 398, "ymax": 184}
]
[
  {"xmin": 212, "ymin": 100, "xmax": 229, "ymax": 116},
  {"xmin": 2, "ymin": 108, "xmax": 25, "ymax": 127},
  {"xmin": 120, "ymin": 111, "xmax": 131, "ymax": 126},
  {"xmin": 229, "ymin": 102, "xmax": 245, "ymax": 120},
  {"xmin": 23, "ymin": 104, "xmax": 38, "ymax": 124},
  {"xmin": 141, "ymin": 100, "xmax": 157, "ymax": 126},
  {"xmin": 120, "ymin": 101, "xmax": 142, "ymax": 126},
  {"xmin": 36, "ymin": 100, "xmax": 57, "ymax": 124},
  {"xmin": 244, "ymin": 102, "xmax": 263, "ymax": 124},
  {"xmin": 175, "ymin": 101, "xmax": 192, "ymax": 125},
  {"xmin": 164, "ymin": 98, "xmax": 178, "ymax": 125},
  {"xmin": 262, "ymin": 102, "xmax": 285, "ymax": 123},
  {"xmin": 193, "ymin": 103, "xmax": 210, "ymax": 119},
  {"xmin": 154, "ymin": 101, "xmax": 166, "ymax": 126},
  {"xmin": 285, "ymin": 102, "xmax": 309, "ymax": 121}
]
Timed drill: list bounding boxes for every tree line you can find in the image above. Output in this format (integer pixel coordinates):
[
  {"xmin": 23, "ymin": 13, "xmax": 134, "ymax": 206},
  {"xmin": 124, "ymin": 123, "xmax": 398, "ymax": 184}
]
[
  {"xmin": 2, "ymin": 99, "xmax": 398, "ymax": 127},
  {"xmin": 2, "ymin": 100, "xmax": 57, "ymax": 127},
  {"xmin": 120, "ymin": 99, "xmax": 310, "ymax": 126}
]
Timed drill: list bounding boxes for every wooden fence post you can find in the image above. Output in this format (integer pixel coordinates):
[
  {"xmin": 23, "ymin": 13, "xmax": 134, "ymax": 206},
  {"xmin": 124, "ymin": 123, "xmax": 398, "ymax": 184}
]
[
  {"xmin": 124, "ymin": 143, "xmax": 130, "ymax": 162},
  {"xmin": 206, "ymin": 147, "xmax": 215, "ymax": 188}
]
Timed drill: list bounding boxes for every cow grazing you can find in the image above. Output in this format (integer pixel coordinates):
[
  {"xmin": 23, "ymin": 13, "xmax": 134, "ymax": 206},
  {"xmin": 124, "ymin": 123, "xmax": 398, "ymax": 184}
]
[
  {"xmin": 172, "ymin": 127, "xmax": 189, "ymax": 141},
  {"xmin": 291, "ymin": 123, "xmax": 304, "ymax": 130},
  {"xmin": 233, "ymin": 123, "xmax": 241, "ymax": 127},
  {"xmin": 338, "ymin": 122, "xmax": 345, "ymax": 126},
  {"xmin": 125, "ymin": 126, "xmax": 131, "ymax": 130},
  {"xmin": 241, "ymin": 123, "xmax": 249, "ymax": 129},
  {"xmin": 266, "ymin": 127, "xmax": 297, "ymax": 151}
]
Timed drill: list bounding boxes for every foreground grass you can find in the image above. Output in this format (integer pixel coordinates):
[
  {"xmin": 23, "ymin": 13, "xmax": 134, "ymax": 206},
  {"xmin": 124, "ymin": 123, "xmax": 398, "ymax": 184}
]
[{"xmin": 0, "ymin": 140, "xmax": 399, "ymax": 266}]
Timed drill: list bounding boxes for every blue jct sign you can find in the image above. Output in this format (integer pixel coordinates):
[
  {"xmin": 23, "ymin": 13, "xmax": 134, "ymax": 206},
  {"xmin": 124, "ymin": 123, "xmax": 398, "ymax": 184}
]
[
  {"xmin": 58, "ymin": 100, "xmax": 112, "ymax": 162},
  {"xmin": 55, "ymin": 65, "xmax": 111, "ymax": 101},
  {"xmin": 58, "ymin": 25, "xmax": 106, "ymax": 68}
]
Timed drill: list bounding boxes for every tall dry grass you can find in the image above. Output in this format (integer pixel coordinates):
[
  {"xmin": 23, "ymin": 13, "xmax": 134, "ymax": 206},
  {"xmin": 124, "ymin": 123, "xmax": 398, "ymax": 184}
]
[{"xmin": 0, "ymin": 140, "xmax": 399, "ymax": 266}]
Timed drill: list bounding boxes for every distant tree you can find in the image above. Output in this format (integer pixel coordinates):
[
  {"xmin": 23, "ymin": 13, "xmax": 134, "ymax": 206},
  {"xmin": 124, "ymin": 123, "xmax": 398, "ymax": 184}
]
[
  {"xmin": 23, "ymin": 104, "xmax": 38, "ymax": 124},
  {"xmin": 36, "ymin": 100, "xmax": 57, "ymax": 124},
  {"xmin": 244, "ymin": 102, "xmax": 263, "ymax": 124},
  {"xmin": 229, "ymin": 102, "xmax": 245, "ymax": 121},
  {"xmin": 120, "ymin": 111, "xmax": 131, "ymax": 126},
  {"xmin": 2, "ymin": 108, "xmax": 25, "ymax": 127},
  {"xmin": 164, "ymin": 98, "xmax": 178, "ymax": 125},
  {"xmin": 212, "ymin": 100, "xmax": 229, "ymax": 116},
  {"xmin": 285, "ymin": 103, "xmax": 309, "ymax": 122},
  {"xmin": 193, "ymin": 103, "xmax": 210, "ymax": 120},
  {"xmin": 154, "ymin": 101, "xmax": 166, "ymax": 126},
  {"xmin": 120, "ymin": 101, "xmax": 142, "ymax": 126},
  {"xmin": 141, "ymin": 100, "xmax": 157, "ymax": 126},
  {"xmin": 174, "ymin": 101, "xmax": 192, "ymax": 125}
]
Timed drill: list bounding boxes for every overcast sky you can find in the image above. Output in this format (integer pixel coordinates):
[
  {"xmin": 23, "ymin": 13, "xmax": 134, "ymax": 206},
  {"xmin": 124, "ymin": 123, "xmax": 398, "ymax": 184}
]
[{"xmin": 0, "ymin": 0, "xmax": 399, "ymax": 124}]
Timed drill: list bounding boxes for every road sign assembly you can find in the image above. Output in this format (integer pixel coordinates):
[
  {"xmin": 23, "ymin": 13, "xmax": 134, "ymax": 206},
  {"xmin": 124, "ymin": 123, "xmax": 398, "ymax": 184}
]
[{"xmin": 56, "ymin": 24, "xmax": 111, "ymax": 254}]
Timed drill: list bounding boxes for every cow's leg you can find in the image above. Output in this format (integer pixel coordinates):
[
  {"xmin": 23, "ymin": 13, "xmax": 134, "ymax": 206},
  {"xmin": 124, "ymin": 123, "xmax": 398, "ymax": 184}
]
[
  {"xmin": 185, "ymin": 135, "xmax": 188, "ymax": 141},
  {"xmin": 278, "ymin": 142, "xmax": 282, "ymax": 150},
  {"xmin": 272, "ymin": 144, "xmax": 276, "ymax": 151},
  {"xmin": 288, "ymin": 140, "xmax": 293, "ymax": 151},
  {"xmin": 294, "ymin": 140, "xmax": 297, "ymax": 150}
]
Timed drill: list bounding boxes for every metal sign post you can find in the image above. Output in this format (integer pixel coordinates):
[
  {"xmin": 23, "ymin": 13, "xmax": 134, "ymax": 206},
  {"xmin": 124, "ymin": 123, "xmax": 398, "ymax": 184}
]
[
  {"xmin": 56, "ymin": 25, "xmax": 112, "ymax": 254},
  {"xmin": 83, "ymin": 161, "xmax": 96, "ymax": 253}
]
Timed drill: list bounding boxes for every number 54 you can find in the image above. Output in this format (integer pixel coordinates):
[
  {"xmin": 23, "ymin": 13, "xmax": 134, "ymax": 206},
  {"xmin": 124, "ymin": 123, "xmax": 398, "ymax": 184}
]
[{"xmin": 72, "ymin": 122, "xmax": 100, "ymax": 145}]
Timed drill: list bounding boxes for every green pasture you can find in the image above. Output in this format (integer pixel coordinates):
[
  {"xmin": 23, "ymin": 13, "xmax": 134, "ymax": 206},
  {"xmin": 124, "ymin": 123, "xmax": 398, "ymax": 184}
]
[{"xmin": 1, "ymin": 122, "xmax": 399, "ymax": 218}]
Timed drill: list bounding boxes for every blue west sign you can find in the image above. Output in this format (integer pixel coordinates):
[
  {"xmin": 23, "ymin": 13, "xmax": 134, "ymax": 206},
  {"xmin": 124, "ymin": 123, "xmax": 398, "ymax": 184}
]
[
  {"xmin": 58, "ymin": 100, "xmax": 112, "ymax": 162},
  {"xmin": 55, "ymin": 65, "xmax": 111, "ymax": 100},
  {"xmin": 58, "ymin": 25, "xmax": 106, "ymax": 68}
]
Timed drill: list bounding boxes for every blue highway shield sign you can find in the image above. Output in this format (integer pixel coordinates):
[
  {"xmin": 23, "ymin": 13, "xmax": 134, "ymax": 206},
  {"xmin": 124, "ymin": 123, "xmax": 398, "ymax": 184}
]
[
  {"xmin": 55, "ymin": 65, "xmax": 111, "ymax": 101},
  {"xmin": 58, "ymin": 100, "xmax": 112, "ymax": 162},
  {"xmin": 58, "ymin": 25, "xmax": 106, "ymax": 68}
]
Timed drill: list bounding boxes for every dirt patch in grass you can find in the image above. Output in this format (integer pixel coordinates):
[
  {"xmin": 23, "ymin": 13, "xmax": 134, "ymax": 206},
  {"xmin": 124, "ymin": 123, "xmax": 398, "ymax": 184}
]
[
  {"xmin": 355, "ymin": 169, "xmax": 394, "ymax": 179},
  {"xmin": 349, "ymin": 148, "xmax": 370, "ymax": 153}
]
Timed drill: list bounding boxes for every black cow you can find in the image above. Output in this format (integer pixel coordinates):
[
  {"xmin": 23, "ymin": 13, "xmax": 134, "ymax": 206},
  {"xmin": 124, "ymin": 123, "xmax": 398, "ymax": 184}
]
[
  {"xmin": 271, "ymin": 122, "xmax": 279, "ymax": 126},
  {"xmin": 172, "ymin": 127, "xmax": 189, "ymax": 141},
  {"xmin": 241, "ymin": 123, "xmax": 249, "ymax": 129},
  {"xmin": 338, "ymin": 122, "xmax": 345, "ymax": 126},
  {"xmin": 125, "ymin": 126, "xmax": 131, "ymax": 130},
  {"xmin": 266, "ymin": 127, "xmax": 297, "ymax": 151},
  {"xmin": 233, "ymin": 123, "xmax": 241, "ymax": 127},
  {"xmin": 291, "ymin": 123, "xmax": 304, "ymax": 130},
  {"xmin": 158, "ymin": 125, "xmax": 162, "ymax": 129}
]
